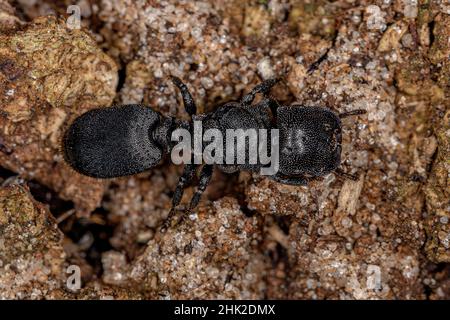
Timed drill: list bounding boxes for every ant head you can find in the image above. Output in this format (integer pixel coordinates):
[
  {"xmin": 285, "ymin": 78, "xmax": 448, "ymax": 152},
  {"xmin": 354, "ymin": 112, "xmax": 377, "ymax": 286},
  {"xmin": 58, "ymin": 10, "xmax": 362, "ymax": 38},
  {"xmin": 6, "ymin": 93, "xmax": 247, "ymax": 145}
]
[{"xmin": 278, "ymin": 106, "xmax": 342, "ymax": 176}]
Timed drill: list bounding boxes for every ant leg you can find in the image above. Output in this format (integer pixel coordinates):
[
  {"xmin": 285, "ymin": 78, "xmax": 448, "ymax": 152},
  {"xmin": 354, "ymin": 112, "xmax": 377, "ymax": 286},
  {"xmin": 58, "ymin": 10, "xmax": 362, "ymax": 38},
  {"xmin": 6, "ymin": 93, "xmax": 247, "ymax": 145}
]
[
  {"xmin": 269, "ymin": 173, "xmax": 308, "ymax": 186},
  {"xmin": 161, "ymin": 164, "xmax": 198, "ymax": 232},
  {"xmin": 171, "ymin": 76, "xmax": 197, "ymax": 116},
  {"xmin": 185, "ymin": 164, "xmax": 214, "ymax": 215},
  {"xmin": 265, "ymin": 96, "xmax": 281, "ymax": 119},
  {"xmin": 244, "ymin": 97, "xmax": 275, "ymax": 127},
  {"xmin": 339, "ymin": 109, "xmax": 366, "ymax": 119},
  {"xmin": 335, "ymin": 168, "xmax": 359, "ymax": 181},
  {"xmin": 241, "ymin": 78, "xmax": 280, "ymax": 106}
]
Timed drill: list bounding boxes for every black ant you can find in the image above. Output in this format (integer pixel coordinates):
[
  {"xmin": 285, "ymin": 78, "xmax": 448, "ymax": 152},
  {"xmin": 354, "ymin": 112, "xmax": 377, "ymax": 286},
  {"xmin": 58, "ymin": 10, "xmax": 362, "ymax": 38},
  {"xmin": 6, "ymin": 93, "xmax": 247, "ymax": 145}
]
[{"xmin": 62, "ymin": 77, "xmax": 365, "ymax": 231}]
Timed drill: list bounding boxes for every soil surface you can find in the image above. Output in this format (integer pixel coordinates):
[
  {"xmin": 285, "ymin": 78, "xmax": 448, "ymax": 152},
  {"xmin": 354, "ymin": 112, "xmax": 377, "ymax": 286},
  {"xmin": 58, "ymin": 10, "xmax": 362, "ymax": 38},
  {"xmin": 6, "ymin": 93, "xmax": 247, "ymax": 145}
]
[{"xmin": 0, "ymin": 0, "xmax": 448, "ymax": 299}]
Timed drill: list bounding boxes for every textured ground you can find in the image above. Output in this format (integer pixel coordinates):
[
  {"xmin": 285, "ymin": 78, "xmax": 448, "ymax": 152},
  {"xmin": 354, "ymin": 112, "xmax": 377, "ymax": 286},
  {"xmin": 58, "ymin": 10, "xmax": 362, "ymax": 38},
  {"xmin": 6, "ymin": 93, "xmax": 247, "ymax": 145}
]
[{"xmin": 0, "ymin": 0, "xmax": 449, "ymax": 299}]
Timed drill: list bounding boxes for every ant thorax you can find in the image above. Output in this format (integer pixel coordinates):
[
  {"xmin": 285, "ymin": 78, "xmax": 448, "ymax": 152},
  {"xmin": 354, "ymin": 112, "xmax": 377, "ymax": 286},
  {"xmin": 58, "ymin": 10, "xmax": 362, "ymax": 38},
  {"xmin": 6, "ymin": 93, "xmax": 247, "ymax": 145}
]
[{"xmin": 170, "ymin": 120, "xmax": 280, "ymax": 176}]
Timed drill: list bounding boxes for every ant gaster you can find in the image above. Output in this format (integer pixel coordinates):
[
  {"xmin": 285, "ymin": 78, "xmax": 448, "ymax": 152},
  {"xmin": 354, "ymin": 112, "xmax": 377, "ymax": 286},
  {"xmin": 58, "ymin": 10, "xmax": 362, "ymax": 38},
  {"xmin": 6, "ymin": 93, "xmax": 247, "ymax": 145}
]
[{"xmin": 63, "ymin": 77, "xmax": 366, "ymax": 231}]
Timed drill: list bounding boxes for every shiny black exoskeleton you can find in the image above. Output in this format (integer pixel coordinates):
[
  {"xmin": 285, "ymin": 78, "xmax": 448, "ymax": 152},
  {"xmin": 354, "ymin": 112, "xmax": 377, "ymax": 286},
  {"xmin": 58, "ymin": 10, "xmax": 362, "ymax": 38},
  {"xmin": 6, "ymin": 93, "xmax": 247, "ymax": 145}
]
[{"xmin": 63, "ymin": 77, "xmax": 365, "ymax": 230}]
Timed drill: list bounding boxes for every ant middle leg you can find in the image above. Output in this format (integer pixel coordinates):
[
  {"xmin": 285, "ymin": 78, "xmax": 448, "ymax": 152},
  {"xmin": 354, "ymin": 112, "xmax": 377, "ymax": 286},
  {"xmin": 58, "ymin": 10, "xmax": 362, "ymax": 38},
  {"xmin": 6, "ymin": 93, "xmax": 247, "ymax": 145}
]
[
  {"xmin": 241, "ymin": 78, "xmax": 280, "ymax": 106},
  {"xmin": 171, "ymin": 76, "xmax": 197, "ymax": 117},
  {"xmin": 186, "ymin": 164, "xmax": 214, "ymax": 215}
]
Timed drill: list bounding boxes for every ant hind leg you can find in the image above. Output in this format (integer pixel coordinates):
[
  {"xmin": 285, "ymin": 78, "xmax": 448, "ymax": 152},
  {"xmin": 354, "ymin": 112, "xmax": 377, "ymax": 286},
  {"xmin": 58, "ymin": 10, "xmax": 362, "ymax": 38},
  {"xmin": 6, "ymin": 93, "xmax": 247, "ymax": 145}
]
[
  {"xmin": 171, "ymin": 76, "xmax": 197, "ymax": 117},
  {"xmin": 161, "ymin": 163, "xmax": 198, "ymax": 232}
]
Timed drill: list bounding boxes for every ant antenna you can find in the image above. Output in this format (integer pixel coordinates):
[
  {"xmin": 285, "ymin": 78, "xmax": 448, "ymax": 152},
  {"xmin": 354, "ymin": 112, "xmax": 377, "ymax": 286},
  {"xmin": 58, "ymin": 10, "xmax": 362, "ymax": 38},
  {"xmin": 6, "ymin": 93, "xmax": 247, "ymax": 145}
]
[
  {"xmin": 335, "ymin": 168, "xmax": 359, "ymax": 181},
  {"xmin": 334, "ymin": 110, "xmax": 366, "ymax": 182},
  {"xmin": 339, "ymin": 109, "xmax": 367, "ymax": 119}
]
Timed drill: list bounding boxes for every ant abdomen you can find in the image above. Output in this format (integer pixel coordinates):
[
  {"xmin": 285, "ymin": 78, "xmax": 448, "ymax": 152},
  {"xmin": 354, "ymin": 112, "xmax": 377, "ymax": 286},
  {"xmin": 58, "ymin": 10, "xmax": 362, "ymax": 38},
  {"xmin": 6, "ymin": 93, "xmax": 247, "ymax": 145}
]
[{"xmin": 63, "ymin": 104, "xmax": 164, "ymax": 179}]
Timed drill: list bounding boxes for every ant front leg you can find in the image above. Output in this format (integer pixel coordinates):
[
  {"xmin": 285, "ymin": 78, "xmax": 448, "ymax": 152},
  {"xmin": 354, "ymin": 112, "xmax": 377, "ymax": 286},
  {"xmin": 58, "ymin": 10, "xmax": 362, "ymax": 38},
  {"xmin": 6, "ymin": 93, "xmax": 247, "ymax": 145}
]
[
  {"xmin": 339, "ymin": 109, "xmax": 367, "ymax": 119},
  {"xmin": 269, "ymin": 173, "xmax": 308, "ymax": 186},
  {"xmin": 241, "ymin": 78, "xmax": 280, "ymax": 106},
  {"xmin": 161, "ymin": 163, "xmax": 198, "ymax": 232},
  {"xmin": 258, "ymin": 96, "xmax": 281, "ymax": 122},
  {"xmin": 171, "ymin": 76, "xmax": 197, "ymax": 117},
  {"xmin": 335, "ymin": 168, "xmax": 359, "ymax": 181}
]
